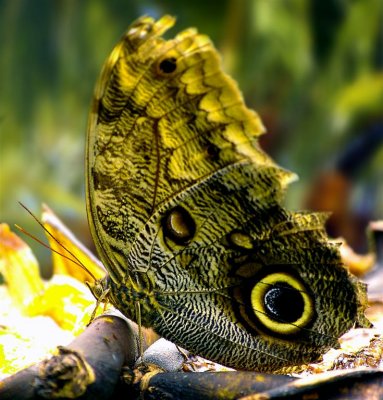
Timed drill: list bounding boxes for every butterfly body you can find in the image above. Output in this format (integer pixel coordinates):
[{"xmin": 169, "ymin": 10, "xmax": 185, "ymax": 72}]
[{"xmin": 86, "ymin": 15, "xmax": 370, "ymax": 372}]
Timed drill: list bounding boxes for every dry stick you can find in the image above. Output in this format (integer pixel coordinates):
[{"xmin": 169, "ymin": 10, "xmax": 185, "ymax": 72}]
[
  {"xmin": 239, "ymin": 368, "xmax": 383, "ymax": 400},
  {"xmin": 0, "ymin": 314, "xmax": 146, "ymax": 400},
  {"xmin": 135, "ymin": 369, "xmax": 383, "ymax": 400},
  {"xmin": 138, "ymin": 371, "xmax": 294, "ymax": 400},
  {"xmin": 2, "ymin": 316, "xmax": 381, "ymax": 400}
]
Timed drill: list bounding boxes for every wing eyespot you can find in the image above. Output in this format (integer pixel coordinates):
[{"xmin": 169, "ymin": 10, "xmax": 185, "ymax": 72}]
[
  {"xmin": 204, "ymin": 143, "xmax": 221, "ymax": 161},
  {"xmin": 157, "ymin": 57, "xmax": 177, "ymax": 75},
  {"xmin": 252, "ymin": 273, "xmax": 314, "ymax": 336},
  {"xmin": 233, "ymin": 270, "xmax": 315, "ymax": 337},
  {"xmin": 162, "ymin": 206, "xmax": 196, "ymax": 245},
  {"xmin": 227, "ymin": 231, "xmax": 253, "ymax": 250}
]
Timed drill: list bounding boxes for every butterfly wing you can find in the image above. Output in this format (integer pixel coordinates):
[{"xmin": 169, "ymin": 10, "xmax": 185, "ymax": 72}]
[{"xmin": 86, "ymin": 16, "xmax": 370, "ymax": 372}]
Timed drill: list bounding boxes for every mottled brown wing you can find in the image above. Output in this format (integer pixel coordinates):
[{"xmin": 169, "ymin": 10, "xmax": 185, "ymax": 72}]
[
  {"xmin": 86, "ymin": 15, "xmax": 293, "ymax": 278},
  {"xmin": 86, "ymin": 15, "xmax": 370, "ymax": 372}
]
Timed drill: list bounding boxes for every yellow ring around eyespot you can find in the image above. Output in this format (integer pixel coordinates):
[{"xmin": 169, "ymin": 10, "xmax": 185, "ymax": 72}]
[{"xmin": 251, "ymin": 272, "xmax": 314, "ymax": 335}]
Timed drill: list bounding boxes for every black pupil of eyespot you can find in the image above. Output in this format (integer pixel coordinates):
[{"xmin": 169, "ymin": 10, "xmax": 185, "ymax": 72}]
[
  {"xmin": 159, "ymin": 57, "xmax": 177, "ymax": 73},
  {"xmin": 263, "ymin": 283, "xmax": 304, "ymax": 323}
]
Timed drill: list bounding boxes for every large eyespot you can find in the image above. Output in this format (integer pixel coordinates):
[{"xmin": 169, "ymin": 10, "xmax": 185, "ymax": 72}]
[
  {"xmin": 163, "ymin": 206, "xmax": 196, "ymax": 245},
  {"xmin": 251, "ymin": 272, "xmax": 314, "ymax": 335}
]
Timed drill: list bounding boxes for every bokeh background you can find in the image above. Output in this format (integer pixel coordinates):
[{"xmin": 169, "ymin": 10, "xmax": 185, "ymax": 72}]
[{"xmin": 1, "ymin": 0, "xmax": 382, "ymax": 272}]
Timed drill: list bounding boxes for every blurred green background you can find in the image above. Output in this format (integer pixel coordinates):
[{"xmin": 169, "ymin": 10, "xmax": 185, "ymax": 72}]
[{"xmin": 1, "ymin": 0, "xmax": 382, "ymax": 271}]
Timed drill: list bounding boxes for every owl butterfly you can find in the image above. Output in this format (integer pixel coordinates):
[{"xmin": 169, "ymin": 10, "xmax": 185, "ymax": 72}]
[{"xmin": 86, "ymin": 15, "xmax": 370, "ymax": 372}]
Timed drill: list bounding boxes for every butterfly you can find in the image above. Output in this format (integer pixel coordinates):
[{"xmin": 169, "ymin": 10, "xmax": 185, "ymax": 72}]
[{"xmin": 85, "ymin": 15, "xmax": 371, "ymax": 372}]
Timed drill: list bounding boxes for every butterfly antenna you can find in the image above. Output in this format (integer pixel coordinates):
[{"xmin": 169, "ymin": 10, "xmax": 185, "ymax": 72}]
[
  {"xmin": 16, "ymin": 202, "xmax": 98, "ymax": 282},
  {"xmin": 15, "ymin": 224, "xmax": 85, "ymax": 270}
]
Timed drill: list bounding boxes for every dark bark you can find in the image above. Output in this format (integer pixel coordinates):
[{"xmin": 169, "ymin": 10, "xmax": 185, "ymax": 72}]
[
  {"xmin": 1, "ymin": 313, "xmax": 381, "ymax": 400},
  {"xmin": 134, "ymin": 371, "xmax": 294, "ymax": 400},
  {"xmin": 239, "ymin": 368, "xmax": 383, "ymax": 400},
  {"xmin": 0, "ymin": 313, "xmax": 141, "ymax": 400}
]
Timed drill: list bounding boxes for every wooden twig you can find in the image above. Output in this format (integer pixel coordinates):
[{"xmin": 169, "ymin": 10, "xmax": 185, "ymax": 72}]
[
  {"xmin": 0, "ymin": 313, "xmax": 145, "ymax": 400},
  {"xmin": 136, "ymin": 370, "xmax": 294, "ymax": 400}
]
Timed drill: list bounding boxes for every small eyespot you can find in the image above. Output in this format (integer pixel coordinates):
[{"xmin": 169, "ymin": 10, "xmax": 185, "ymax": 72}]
[
  {"xmin": 234, "ymin": 262, "xmax": 262, "ymax": 278},
  {"xmin": 158, "ymin": 57, "xmax": 177, "ymax": 74},
  {"xmin": 163, "ymin": 206, "xmax": 196, "ymax": 245},
  {"xmin": 205, "ymin": 143, "xmax": 220, "ymax": 161},
  {"xmin": 228, "ymin": 231, "xmax": 253, "ymax": 250}
]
